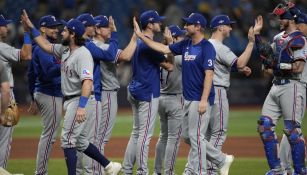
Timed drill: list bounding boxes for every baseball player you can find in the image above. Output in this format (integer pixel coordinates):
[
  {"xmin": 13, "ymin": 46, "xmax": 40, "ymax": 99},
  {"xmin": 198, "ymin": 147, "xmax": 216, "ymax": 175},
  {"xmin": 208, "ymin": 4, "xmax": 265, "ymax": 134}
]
[
  {"xmin": 152, "ymin": 25, "xmax": 185, "ymax": 175},
  {"xmin": 91, "ymin": 15, "xmax": 121, "ymax": 175},
  {"xmin": 0, "ymin": 63, "xmax": 10, "ymax": 120},
  {"xmin": 0, "ymin": 14, "xmax": 32, "ymax": 169},
  {"xmin": 254, "ymin": 4, "xmax": 307, "ymax": 174},
  {"xmin": 73, "ymin": 13, "xmax": 120, "ymax": 175},
  {"xmin": 26, "ymin": 15, "xmax": 63, "ymax": 175},
  {"xmin": 21, "ymin": 10, "xmax": 121, "ymax": 175},
  {"xmin": 134, "ymin": 12, "xmax": 217, "ymax": 175},
  {"xmin": 279, "ymin": 12, "xmax": 307, "ymax": 175},
  {"xmin": 122, "ymin": 10, "xmax": 174, "ymax": 175},
  {"xmin": 206, "ymin": 14, "xmax": 255, "ymax": 175}
]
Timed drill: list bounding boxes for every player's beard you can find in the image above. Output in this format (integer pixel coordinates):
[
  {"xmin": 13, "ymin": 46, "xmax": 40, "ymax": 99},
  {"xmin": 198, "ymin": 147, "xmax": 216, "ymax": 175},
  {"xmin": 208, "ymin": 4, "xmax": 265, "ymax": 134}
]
[
  {"xmin": 280, "ymin": 21, "xmax": 289, "ymax": 31},
  {"xmin": 62, "ymin": 37, "xmax": 70, "ymax": 46}
]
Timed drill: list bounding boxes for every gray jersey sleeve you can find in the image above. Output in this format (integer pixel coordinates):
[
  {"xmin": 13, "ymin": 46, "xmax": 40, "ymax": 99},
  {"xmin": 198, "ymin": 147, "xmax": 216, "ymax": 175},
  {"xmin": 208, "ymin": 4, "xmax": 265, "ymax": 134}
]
[
  {"xmin": 217, "ymin": 44, "xmax": 238, "ymax": 67},
  {"xmin": 52, "ymin": 44, "xmax": 66, "ymax": 60},
  {"xmin": 76, "ymin": 50, "xmax": 94, "ymax": 81},
  {"xmin": 0, "ymin": 43, "xmax": 20, "ymax": 62},
  {"xmin": 0, "ymin": 63, "xmax": 9, "ymax": 83}
]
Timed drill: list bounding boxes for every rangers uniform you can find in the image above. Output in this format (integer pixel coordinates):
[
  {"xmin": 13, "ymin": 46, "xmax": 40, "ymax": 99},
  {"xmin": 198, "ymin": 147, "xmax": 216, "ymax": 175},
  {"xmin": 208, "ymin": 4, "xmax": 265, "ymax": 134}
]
[
  {"xmin": 258, "ymin": 28, "xmax": 307, "ymax": 174},
  {"xmin": 0, "ymin": 14, "xmax": 32, "ymax": 168}
]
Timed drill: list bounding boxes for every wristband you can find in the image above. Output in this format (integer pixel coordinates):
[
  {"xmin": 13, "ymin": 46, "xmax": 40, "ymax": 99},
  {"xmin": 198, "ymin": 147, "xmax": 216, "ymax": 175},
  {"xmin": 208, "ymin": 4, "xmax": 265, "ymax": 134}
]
[
  {"xmin": 278, "ymin": 63, "xmax": 292, "ymax": 70},
  {"xmin": 31, "ymin": 27, "xmax": 40, "ymax": 38},
  {"xmin": 78, "ymin": 96, "xmax": 88, "ymax": 108},
  {"xmin": 23, "ymin": 32, "xmax": 31, "ymax": 44}
]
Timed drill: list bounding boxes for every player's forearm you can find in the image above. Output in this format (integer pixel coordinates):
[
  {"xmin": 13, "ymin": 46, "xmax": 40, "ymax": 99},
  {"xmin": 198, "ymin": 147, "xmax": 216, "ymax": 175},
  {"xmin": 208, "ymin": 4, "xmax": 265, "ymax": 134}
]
[
  {"xmin": 81, "ymin": 79, "xmax": 93, "ymax": 98},
  {"xmin": 30, "ymin": 28, "xmax": 53, "ymax": 54},
  {"xmin": 118, "ymin": 34, "xmax": 137, "ymax": 61},
  {"xmin": 200, "ymin": 70, "xmax": 213, "ymax": 102},
  {"xmin": 138, "ymin": 34, "xmax": 171, "ymax": 54},
  {"xmin": 291, "ymin": 60, "xmax": 305, "ymax": 73},
  {"xmin": 1, "ymin": 82, "xmax": 10, "ymax": 115},
  {"xmin": 237, "ymin": 41, "xmax": 254, "ymax": 68},
  {"xmin": 19, "ymin": 32, "xmax": 32, "ymax": 60}
]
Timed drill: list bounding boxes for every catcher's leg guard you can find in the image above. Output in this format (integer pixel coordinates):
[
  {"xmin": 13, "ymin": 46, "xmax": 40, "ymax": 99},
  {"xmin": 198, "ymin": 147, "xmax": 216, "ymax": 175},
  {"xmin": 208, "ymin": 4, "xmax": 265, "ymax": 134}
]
[
  {"xmin": 258, "ymin": 116, "xmax": 281, "ymax": 170},
  {"xmin": 284, "ymin": 120, "xmax": 307, "ymax": 175}
]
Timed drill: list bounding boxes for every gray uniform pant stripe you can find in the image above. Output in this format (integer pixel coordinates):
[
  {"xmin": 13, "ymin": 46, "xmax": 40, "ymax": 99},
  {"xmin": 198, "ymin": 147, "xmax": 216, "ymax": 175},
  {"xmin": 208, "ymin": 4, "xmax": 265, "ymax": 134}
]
[
  {"xmin": 267, "ymin": 82, "xmax": 306, "ymax": 173},
  {"xmin": 154, "ymin": 95, "xmax": 184, "ymax": 175},
  {"xmin": 94, "ymin": 91, "xmax": 118, "ymax": 175},
  {"xmin": 122, "ymin": 91, "xmax": 159, "ymax": 175},
  {"xmin": 76, "ymin": 98, "xmax": 100, "ymax": 175},
  {"xmin": 0, "ymin": 90, "xmax": 15, "ymax": 168},
  {"xmin": 182, "ymin": 101, "xmax": 211, "ymax": 175},
  {"xmin": 206, "ymin": 88, "xmax": 229, "ymax": 175},
  {"xmin": 61, "ymin": 96, "xmax": 97, "ymax": 151},
  {"xmin": 34, "ymin": 92, "xmax": 63, "ymax": 175}
]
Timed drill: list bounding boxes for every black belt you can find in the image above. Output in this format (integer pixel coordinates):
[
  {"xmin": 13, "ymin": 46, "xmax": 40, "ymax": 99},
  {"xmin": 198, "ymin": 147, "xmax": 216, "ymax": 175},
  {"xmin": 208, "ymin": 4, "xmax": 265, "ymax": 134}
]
[
  {"xmin": 64, "ymin": 92, "xmax": 94, "ymax": 101},
  {"xmin": 63, "ymin": 95, "xmax": 80, "ymax": 101},
  {"xmin": 161, "ymin": 93, "xmax": 182, "ymax": 96},
  {"xmin": 272, "ymin": 79, "xmax": 291, "ymax": 85},
  {"xmin": 214, "ymin": 85, "xmax": 227, "ymax": 89}
]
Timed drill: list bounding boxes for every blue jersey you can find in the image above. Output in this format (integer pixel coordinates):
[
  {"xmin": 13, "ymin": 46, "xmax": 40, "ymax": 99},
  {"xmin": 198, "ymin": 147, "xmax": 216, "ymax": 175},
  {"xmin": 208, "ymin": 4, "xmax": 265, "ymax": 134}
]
[
  {"xmin": 85, "ymin": 32, "xmax": 119, "ymax": 101},
  {"xmin": 129, "ymin": 38, "xmax": 166, "ymax": 102},
  {"xmin": 169, "ymin": 38, "xmax": 215, "ymax": 104},
  {"xmin": 27, "ymin": 44, "xmax": 62, "ymax": 98}
]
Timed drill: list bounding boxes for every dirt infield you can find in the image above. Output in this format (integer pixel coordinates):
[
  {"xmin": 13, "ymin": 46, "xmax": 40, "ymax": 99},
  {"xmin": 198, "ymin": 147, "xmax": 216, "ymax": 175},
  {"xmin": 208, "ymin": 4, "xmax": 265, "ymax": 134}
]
[{"xmin": 10, "ymin": 136, "xmax": 266, "ymax": 159}]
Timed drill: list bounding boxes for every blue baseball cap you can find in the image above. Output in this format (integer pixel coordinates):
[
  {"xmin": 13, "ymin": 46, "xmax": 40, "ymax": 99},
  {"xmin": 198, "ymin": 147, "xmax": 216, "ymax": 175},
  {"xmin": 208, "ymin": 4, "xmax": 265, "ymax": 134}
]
[
  {"xmin": 77, "ymin": 13, "xmax": 96, "ymax": 26},
  {"xmin": 94, "ymin": 15, "xmax": 109, "ymax": 27},
  {"xmin": 182, "ymin": 13, "xmax": 207, "ymax": 28},
  {"xmin": 39, "ymin": 15, "xmax": 62, "ymax": 27},
  {"xmin": 62, "ymin": 19, "xmax": 85, "ymax": 37},
  {"xmin": 168, "ymin": 25, "xmax": 186, "ymax": 37},
  {"xmin": 210, "ymin": 15, "xmax": 235, "ymax": 28},
  {"xmin": 0, "ymin": 14, "xmax": 12, "ymax": 26},
  {"xmin": 140, "ymin": 10, "xmax": 165, "ymax": 28},
  {"xmin": 296, "ymin": 13, "xmax": 307, "ymax": 24}
]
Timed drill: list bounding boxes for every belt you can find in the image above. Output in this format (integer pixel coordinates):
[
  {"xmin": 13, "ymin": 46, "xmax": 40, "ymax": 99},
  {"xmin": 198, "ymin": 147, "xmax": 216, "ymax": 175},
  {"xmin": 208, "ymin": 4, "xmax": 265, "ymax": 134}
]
[
  {"xmin": 64, "ymin": 92, "xmax": 94, "ymax": 101},
  {"xmin": 214, "ymin": 85, "xmax": 227, "ymax": 89},
  {"xmin": 63, "ymin": 95, "xmax": 80, "ymax": 101},
  {"xmin": 272, "ymin": 79, "xmax": 290, "ymax": 85},
  {"xmin": 161, "ymin": 93, "xmax": 182, "ymax": 96}
]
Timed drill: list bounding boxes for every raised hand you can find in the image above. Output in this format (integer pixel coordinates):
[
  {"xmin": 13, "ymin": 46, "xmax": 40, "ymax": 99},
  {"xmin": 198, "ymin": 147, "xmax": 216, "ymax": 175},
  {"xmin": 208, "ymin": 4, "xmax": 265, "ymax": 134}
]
[
  {"xmin": 108, "ymin": 16, "xmax": 117, "ymax": 32},
  {"xmin": 21, "ymin": 9, "xmax": 34, "ymax": 29},
  {"xmin": 253, "ymin": 15, "xmax": 263, "ymax": 35},
  {"xmin": 163, "ymin": 27, "xmax": 173, "ymax": 44},
  {"xmin": 247, "ymin": 26, "xmax": 255, "ymax": 43},
  {"xmin": 133, "ymin": 17, "xmax": 142, "ymax": 38}
]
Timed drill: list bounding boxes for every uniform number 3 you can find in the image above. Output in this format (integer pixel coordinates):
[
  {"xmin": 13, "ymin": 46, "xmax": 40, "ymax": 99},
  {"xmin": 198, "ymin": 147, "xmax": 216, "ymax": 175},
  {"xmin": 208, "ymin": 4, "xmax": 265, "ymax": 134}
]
[{"xmin": 208, "ymin": 59, "xmax": 213, "ymax": 66}]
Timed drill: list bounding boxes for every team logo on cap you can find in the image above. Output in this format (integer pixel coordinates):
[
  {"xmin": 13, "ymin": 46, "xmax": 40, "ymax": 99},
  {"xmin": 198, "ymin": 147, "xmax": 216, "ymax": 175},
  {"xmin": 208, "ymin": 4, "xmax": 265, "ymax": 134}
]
[
  {"xmin": 218, "ymin": 20, "xmax": 224, "ymax": 24},
  {"xmin": 41, "ymin": 22, "xmax": 46, "ymax": 26},
  {"xmin": 148, "ymin": 17, "xmax": 154, "ymax": 21},
  {"xmin": 51, "ymin": 16, "xmax": 56, "ymax": 21}
]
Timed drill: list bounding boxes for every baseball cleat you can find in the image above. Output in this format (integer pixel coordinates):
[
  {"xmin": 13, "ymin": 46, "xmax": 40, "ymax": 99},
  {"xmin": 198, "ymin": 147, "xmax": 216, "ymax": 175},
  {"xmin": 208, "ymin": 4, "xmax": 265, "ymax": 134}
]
[
  {"xmin": 220, "ymin": 155, "xmax": 234, "ymax": 175},
  {"xmin": 105, "ymin": 162, "xmax": 122, "ymax": 175},
  {"xmin": 264, "ymin": 169, "xmax": 287, "ymax": 175}
]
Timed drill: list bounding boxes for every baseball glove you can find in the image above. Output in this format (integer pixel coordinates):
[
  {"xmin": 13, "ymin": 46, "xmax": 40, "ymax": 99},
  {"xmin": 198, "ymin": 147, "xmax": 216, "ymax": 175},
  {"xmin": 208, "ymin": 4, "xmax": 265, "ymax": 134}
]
[
  {"xmin": 258, "ymin": 41, "xmax": 276, "ymax": 69},
  {"xmin": 1, "ymin": 100, "xmax": 20, "ymax": 127}
]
